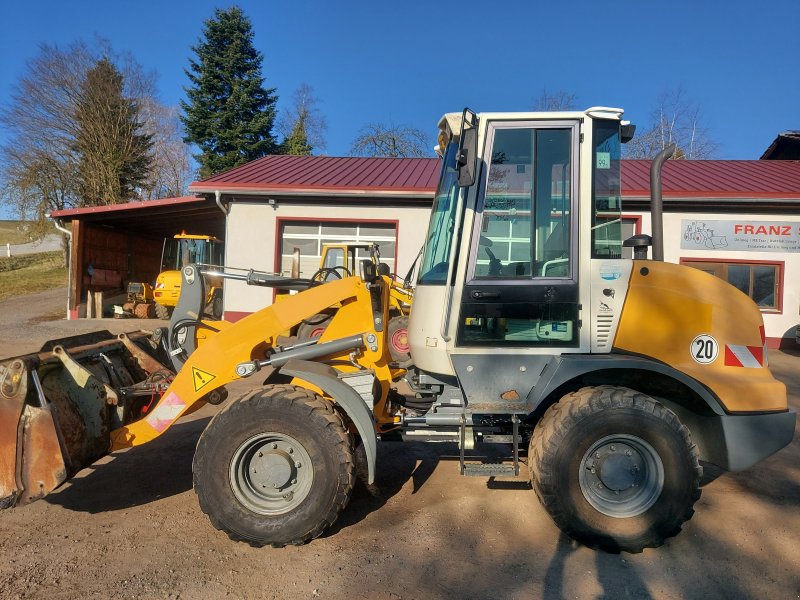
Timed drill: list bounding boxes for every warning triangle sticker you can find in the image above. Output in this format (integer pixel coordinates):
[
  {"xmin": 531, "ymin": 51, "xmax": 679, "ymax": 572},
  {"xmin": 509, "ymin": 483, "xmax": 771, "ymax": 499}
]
[{"xmin": 192, "ymin": 367, "xmax": 216, "ymax": 392}]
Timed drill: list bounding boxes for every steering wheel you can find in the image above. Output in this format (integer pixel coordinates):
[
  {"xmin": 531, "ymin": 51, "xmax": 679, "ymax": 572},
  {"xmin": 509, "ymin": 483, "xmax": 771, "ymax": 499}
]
[{"xmin": 311, "ymin": 266, "xmax": 351, "ymax": 282}]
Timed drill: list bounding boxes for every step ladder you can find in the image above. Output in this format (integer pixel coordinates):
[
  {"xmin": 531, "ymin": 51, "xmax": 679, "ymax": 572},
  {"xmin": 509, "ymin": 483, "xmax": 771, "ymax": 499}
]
[{"xmin": 459, "ymin": 414, "xmax": 521, "ymax": 477}]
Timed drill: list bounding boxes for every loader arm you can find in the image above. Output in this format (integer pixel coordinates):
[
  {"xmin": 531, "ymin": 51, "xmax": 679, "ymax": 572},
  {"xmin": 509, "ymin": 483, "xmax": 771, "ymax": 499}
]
[{"xmin": 110, "ymin": 272, "xmax": 388, "ymax": 450}]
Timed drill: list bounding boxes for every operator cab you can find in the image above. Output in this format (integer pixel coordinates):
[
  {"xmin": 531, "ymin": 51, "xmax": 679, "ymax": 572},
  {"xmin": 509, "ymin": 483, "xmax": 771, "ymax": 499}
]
[{"xmin": 409, "ymin": 108, "xmax": 631, "ymax": 376}]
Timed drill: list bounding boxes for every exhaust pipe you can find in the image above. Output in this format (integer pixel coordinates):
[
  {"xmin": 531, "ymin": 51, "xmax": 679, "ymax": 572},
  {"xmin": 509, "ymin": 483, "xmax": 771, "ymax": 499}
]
[{"xmin": 650, "ymin": 144, "xmax": 676, "ymax": 262}]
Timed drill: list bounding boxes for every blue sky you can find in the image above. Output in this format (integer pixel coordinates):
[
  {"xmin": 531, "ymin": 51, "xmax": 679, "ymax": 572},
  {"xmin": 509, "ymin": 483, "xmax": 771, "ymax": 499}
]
[{"xmin": 1, "ymin": 0, "xmax": 798, "ymax": 161}]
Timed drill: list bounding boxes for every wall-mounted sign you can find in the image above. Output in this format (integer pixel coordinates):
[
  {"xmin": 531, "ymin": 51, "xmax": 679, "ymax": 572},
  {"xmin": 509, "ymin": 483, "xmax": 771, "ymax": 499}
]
[{"xmin": 681, "ymin": 220, "xmax": 800, "ymax": 253}]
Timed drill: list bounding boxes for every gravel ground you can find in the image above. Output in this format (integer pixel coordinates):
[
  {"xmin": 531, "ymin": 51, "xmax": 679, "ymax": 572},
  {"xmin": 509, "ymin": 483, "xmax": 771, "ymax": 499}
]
[{"xmin": 0, "ymin": 288, "xmax": 798, "ymax": 600}]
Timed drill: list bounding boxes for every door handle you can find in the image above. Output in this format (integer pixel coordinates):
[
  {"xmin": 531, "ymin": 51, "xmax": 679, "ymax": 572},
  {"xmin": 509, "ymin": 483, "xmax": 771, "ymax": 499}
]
[{"xmin": 471, "ymin": 290, "xmax": 501, "ymax": 300}]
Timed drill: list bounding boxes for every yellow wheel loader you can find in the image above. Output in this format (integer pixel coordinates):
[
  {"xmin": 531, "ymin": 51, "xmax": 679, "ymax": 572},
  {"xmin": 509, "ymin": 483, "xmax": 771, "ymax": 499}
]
[
  {"xmin": 125, "ymin": 233, "xmax": 225, "ymax": 320},
  {"xmin": 286, "ymin": 242, "xmax": 413, "ymax": 364},
  {"xmin": 0, "ymin": 108, "xmax": 795, "ymax": 553}
]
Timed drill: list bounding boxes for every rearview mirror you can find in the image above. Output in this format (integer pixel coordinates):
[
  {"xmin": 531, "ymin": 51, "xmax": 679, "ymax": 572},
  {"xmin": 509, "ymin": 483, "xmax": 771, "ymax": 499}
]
[{"xmin": 457, "ymin": 127, "xmax": 477, "ymax": 186}]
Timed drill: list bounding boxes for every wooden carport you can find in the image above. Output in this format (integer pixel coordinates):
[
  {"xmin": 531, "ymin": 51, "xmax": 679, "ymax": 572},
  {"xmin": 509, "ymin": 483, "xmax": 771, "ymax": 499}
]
[{"xmin": 49, "ymin": 196, "xmax": 226, "ymax": 320}]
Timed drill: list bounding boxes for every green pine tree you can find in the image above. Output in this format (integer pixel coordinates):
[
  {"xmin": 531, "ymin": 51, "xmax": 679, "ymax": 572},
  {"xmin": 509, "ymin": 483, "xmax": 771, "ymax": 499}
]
[
  {"xmin": 181, "ymin": 6, "xmax": 278, "ymax": 178},
  {"xmin": 282, "ymin": 110, "xmax": 313, "ymax": 156},
  {"xmin": 74, "ymin": 58, "xmax": 153, "ymax": 205}
]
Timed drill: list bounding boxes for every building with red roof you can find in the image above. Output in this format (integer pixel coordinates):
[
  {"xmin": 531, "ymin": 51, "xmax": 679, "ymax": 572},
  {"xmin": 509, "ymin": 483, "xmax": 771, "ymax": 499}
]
[{"xmin": 52, "ymin": 153, "xmax": 800, "ymax": 347}]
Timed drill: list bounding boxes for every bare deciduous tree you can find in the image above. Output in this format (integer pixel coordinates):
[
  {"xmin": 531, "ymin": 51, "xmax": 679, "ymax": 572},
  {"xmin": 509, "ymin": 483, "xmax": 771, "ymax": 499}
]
[
  {"xmin": 533, "ymin": 89, "xmax": 578, "ymax": 111},
  {"xmin": 624, "ymin": 87, "xmax": 717, "ymax": 160},
  {"xmin": 277, "ymin": 84, "xmax": 327, "ymax": 154},
  {"xmin": 350, "ymin": 124, "xmax": 431, "ymax": 158},
  {"xmin": 0, "ymin": 41, "xmax": 193, "ymax": 244},
  {"xmin": 139, "ymin": 100, "xmax": 194, "ymax": 198}
]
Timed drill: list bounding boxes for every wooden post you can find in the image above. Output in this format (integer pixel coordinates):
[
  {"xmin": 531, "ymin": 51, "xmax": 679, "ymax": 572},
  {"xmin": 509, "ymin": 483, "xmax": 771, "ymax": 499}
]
[
  {"xmin": 95, "ymin": 291, "xmax": 103, "ymax": 318},
  {"xmin": 70, "ymin": 220, "xmax": 85, "ymax": 319},
  {"xmin": 86, "ymin": 289, "xmax": 94, "ymax": 319}
]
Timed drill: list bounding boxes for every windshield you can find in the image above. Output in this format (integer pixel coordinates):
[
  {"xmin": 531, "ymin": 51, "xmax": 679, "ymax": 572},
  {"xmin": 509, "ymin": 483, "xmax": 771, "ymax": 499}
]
[
  {"xmin": 161, "ymin": 238, "xmax": 222, "ymax": 270},
  {"xmin": 418, "ymin": 143, "xmax": 461, "ymax": 284}
]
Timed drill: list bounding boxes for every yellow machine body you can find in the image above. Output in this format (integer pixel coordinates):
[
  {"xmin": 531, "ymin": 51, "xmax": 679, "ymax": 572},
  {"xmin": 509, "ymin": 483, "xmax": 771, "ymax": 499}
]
[
  {"xmin": 614, "ymin": 261, "xmax": 786, "ymax": 413},
  {"xmin": 111, "ymin": 275, "xmax": 400, "ymax": 450}
]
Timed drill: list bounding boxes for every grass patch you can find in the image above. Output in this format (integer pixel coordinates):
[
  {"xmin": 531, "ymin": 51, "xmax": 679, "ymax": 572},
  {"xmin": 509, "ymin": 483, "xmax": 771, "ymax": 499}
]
[
  {"xmin": 0, "ymin": 251, "xmax": 67, "ymax": 300},
  {"xmin": 0, "ymin": 221, "xmax": 36, "ymax": 246}
]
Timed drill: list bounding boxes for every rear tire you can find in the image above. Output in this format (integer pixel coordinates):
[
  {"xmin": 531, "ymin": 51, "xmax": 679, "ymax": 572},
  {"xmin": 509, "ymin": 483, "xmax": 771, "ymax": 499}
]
[
  {"xmin": 210, "ymin": 292, "xmax": 223, "ymax": 320},
  {"xmin": 193, "ymin": 384, "xmax": 354, "ymax": 547},
  {"xmin": 387, "ymin": 315, "xmax": 411, "ymax": 366},
  {"xmin": 154, "ymin": 303, "xmax": 171, "ymax": 320},
  {"xmin": 133, "ymin": 303, "xmax": 154, "ymax": 319},
  {"xmin": 528, "ymin": 385, "xmax": 701, "ymax": 553},
  {"xmin": 297, "ymin": 313, "xmax": 333, "ymax": 341}
]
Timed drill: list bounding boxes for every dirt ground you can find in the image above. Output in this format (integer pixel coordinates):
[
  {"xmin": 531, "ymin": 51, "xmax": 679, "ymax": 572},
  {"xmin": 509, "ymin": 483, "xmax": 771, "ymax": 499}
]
[{"xmin": 0, "ymin": 289, "xmax": 798, "ymax": 600}]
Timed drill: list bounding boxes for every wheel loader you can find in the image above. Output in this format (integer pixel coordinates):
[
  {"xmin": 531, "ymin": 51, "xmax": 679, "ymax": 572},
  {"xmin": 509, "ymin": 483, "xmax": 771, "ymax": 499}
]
[
  {"xmin": 281, "ymin": 241, "xmax": 413, "ymax": 362},
  {"xmin": 0, "ymin": 107, "xmax": 795, "ymax": 553},
  {"xmin": 125, "ymin": 232, "xmax": 225, "ymax": 319}
]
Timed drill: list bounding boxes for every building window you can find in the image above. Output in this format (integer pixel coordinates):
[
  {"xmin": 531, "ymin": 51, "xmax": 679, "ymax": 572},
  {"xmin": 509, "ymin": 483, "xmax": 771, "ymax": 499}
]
[
  {"xmin": 280, "ymin": 221, "xmax": 397, "ymax": 278},
  {"xmin": 681, "ymin": 259, "xmax": 782, "ymax": 311}
]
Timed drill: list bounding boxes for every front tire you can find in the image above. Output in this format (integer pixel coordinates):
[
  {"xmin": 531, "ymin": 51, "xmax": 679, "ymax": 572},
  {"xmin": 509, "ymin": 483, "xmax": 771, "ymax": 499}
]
[
  {"xmin": 193, "ymin": 384, "xmax": 354, "ymax": 547},
  {"xmin": 529, "ymin": 386, "xmax": 701, "ymax": 553}
]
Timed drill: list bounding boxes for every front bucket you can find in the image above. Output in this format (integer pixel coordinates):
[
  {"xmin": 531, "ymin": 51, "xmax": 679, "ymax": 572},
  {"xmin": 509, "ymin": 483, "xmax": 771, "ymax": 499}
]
[
  {"xmin": 0, "ymin": 358, "xmax": 67, "ymax": 507},
  {"xmin": 0, "ymin": 330, "xmax": 172, "ymax": 508}
]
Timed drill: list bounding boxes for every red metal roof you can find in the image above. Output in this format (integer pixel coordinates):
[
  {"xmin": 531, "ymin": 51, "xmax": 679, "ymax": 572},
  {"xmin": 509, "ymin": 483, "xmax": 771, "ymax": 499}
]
[
  {"xmin": 190, "ymin": 155, "xmax": 800, "ymax": 201},
  {"xmin": 190, "ymin": 155, "xmax": 441, "ymax": 196},
  {"xmin": 49, "ymin": 196, "xmax": 204, "ymax": 218},
  {"xmin": 621, "ymin": 160, "xmax": 800, "ymax": 199}
]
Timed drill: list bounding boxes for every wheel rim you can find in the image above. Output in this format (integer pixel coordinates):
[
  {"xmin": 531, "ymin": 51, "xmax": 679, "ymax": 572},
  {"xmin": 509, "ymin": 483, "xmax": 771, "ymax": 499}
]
[
  {"xmin": 229, "ymin": 432, "xmax": 314, "ymax": 515},
  {"xmin": 578, "ymin": 434, "xmax": 664, "ymax": 518},
  {"xmin": 390, "ymin": 328, "xmax": 409, "ymax": 353}
]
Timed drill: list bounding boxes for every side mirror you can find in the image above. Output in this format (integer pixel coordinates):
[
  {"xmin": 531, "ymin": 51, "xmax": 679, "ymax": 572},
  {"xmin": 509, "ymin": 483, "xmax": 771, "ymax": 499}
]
[
  {"xmin": 621, "ymin": 123, "xmax": 636, "ymax": 144},
  {"xmin": 457, "ymin": 126, "xmax": 477, "ymax": 187}
]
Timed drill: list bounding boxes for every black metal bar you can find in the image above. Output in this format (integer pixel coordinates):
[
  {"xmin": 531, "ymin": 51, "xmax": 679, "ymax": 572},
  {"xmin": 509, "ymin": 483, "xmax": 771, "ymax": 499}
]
[{"xmin": 650, "ymin": 143, "xmax": 675, "ymax": 262}]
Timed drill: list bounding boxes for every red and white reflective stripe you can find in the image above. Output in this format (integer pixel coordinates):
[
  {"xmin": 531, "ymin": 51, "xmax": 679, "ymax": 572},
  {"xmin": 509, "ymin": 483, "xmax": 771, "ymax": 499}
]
[
  {"xmin": 145, "ymin": 392, "xmax": 187, "ymax": 432},
  {"xmin": 724, "ymin": 326, "xmax": 769, "ymax": 369},
  {"xmin": 724, "ymin": 344, "xmax": 764, "ymax": 368}
]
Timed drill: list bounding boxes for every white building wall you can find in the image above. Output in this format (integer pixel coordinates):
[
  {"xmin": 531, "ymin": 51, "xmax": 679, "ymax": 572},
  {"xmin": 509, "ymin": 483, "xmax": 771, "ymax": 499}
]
[
  {"xmin": 223, "ymin": 199, "xmax": 799, "ymax": 344},
  {"xmin": 224, "ymin": 200, "xmax": 431, "ymax": 316},
  {"xmin": 628, "ymin": 209, "xmax": 800, "ymax": 345}
]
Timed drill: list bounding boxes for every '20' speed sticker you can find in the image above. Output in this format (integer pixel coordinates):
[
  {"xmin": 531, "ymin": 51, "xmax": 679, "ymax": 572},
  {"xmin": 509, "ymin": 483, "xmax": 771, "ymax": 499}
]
[{"xmin": 691, "ymin": 334, "xmax": 719, "ymax": 364}]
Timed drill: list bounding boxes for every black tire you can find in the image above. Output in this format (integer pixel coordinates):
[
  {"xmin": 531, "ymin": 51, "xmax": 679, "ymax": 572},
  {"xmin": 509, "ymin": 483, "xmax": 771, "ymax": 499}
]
[
  {"xmin": 387, "ymin": 315, "xmax": 411, "ymax": 366},
  {"xmin": 296, "ymin": 313, "xmax": 333, "ymax": 341},
  {"xmin": 529, "ymin": 385, "xmax": 702, "ymax": 553},
  {"xmin": 154, "ymin": 303, "xmax": 171, "ymax": 320},
  {"xmin": 193, "ymin": 384, "xmax": 354, "ymax": 547},
  {"xmin": 211, "ymin": 292, "xmax": 223, "ymax": 320}
]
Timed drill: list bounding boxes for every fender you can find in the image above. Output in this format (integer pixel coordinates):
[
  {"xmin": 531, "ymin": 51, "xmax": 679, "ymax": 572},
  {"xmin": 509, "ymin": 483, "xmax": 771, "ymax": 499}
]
[
  {"xmin": 529, "ymin": 354, "xmax": 727, "ymax": 415},
  {"xmin": 278, "ymin": 358, "xmax": 377, "ymax": 484}
]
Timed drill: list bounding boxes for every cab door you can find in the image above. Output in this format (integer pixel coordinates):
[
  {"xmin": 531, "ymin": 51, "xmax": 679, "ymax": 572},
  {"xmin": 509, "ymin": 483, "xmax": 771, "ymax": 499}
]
[{"xmin": 456, "ymin": 121, "xmax": 581, "ymax": 350}]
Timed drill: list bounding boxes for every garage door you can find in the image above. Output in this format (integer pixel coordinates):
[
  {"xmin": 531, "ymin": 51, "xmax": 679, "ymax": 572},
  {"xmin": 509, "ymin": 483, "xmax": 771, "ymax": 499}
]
[{"xmin": 279, "ymin": 221, "xmax": 397, "ymax": 278}]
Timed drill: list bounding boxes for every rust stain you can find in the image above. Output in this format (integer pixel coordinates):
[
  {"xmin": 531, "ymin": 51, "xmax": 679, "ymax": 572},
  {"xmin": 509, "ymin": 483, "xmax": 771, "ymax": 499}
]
[
  {"xmin": 0, "ymin": 360, "xmax": 28, "ymax": 508},
  {"xmin": 500, "ymin": 390, "xmax": 521, "ymax": 401}
]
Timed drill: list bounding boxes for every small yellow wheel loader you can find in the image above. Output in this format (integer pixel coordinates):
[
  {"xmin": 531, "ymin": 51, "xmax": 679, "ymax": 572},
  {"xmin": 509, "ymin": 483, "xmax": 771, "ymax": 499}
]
[
  {"xmin": 0, "ymin": 108, "xmax": 795, "ymax": 553},
  {"xmin": 125, "ymin": 233, "xmax": 225, "ymax": 320},
  {"xmin": 286, "ymin": 242, "xmax": 413, "ymax": 363}
]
